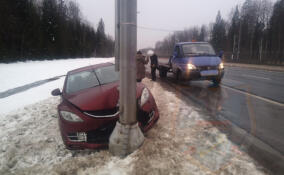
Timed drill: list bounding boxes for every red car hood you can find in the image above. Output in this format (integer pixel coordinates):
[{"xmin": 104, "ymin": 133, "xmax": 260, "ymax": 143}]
[{"xmin": 64, "ymin": 82, "xmax": 145, "ymax": 111}]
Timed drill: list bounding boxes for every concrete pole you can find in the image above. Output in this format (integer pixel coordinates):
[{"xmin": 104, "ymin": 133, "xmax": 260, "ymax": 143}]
[
  {"xmin": 109, "ymin": 0, "xmax": 144, "ymax": 157},
  {"xmin": 259, "ymin": 38, "xmax": 263, "ymax": 62},
  {"xmin": 232, "ymin": 34, "xmax": 236, "ymax": 60},
  {"xmin": 115, "ymin": 0, "xmax": 120, "ymax": 72},
  {"xmin": 237, "ymin": 20, "xmax": 242, "ymax": 61}
]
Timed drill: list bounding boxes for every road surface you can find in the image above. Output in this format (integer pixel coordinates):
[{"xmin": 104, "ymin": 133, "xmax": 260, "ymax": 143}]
[{"xmin": 153, "ymin": 64, "xmax": 284, "ymax": 156}]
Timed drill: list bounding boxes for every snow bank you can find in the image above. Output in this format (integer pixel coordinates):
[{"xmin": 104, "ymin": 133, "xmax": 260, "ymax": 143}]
[
  {"xmin": 0, "ymin": 58, "xmax": 114, "ymax": 115},
  {"xmin": 0, "ymin": 77, "xmax": 270, "ymax": 175},
  {"xmin": 0, "ymin": 58, "xmax": 114, "ymax": 92}
]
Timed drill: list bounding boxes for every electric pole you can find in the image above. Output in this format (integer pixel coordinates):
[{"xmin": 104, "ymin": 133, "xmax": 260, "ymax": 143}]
[
  {"xmin": 259, "ymin": 38, "xmax": 263, "ymax": 62},
  {"xmin": 232, "ymin": 34, "xmax": 236, "ymax": 60},
  {"xmin": 114, "ymin": 0, "xmax": 120, "ymax": 72},
  {"xmin": 237, "ymin": 20, "xmax": 242, "ymax": 61},
  {"xmin": 109, "ymin": 0, "xmax": 144, "ymax": 157}
]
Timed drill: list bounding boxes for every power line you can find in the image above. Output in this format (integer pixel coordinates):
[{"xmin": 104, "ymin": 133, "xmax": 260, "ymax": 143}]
[
  {"xmin": 120, "ymin": 22, "xmax": 179, "ymax": 32},
  {"xmin": 136, "ymin": 25, "xmax": 176, "ymax": 32}
]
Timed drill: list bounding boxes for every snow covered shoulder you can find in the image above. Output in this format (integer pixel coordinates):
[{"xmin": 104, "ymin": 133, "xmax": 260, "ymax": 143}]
[{"xmin": 0, "ymin": 76, "xmax": 270, "ymax": 175}]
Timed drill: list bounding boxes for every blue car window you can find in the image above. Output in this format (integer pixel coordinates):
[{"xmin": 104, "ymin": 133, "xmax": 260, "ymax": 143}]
[{"xmin": 182, "ymin": 44, "xmax": 216, "ymax": 55}]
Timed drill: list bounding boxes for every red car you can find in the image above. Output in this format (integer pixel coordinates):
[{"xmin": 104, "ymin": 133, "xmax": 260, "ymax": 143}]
[{"xmin": 51, "ymin": 63, "xmax": 159, "ymax": 150}]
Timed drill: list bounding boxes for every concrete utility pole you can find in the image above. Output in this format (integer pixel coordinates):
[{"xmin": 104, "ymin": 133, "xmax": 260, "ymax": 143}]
[
  {"xmin": 259, "ymin": 38, "xmax": 263, "ymax": 62},
  {"xmin": 109, "ymin": 0, "xmax": 144, "ymax": 157},
  {"xmin": 114, "ymin": 0, "xmax": 120, "ymax": 72},
  {"xmin": 237, "ymin": 20, "xmax": 242, "ymax": 61},
  {"xmin": 232, "ymin": 34, "xmax": 236, "ymax": 60}
]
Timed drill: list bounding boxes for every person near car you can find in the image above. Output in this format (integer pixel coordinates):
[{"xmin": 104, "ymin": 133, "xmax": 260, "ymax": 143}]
[
  {"xmin": 219, "ymin": 50, "xmax": 224, "ymax": 60},
  {"xmin": 136, "ymin": 51, "xmax": 149, "ymax": 82},
  {"xmin": 150, "ymin": 53, "xmax": 158, "ymax": 81}
]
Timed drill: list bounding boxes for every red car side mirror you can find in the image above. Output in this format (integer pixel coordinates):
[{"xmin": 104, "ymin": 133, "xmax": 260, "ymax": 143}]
[{"xmin": 51, "ymin": 88, "xmax": 62, "ymax": 96}]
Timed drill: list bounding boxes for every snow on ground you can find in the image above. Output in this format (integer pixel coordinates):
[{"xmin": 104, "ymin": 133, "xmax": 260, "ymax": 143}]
[
  {"xmin": 0, "ymin": 58, "xmax": 114, "ymax": 115},
  {"xmin": 0, "ymin": 58, "xmax": 271, "ymax": 175},
  {"xmin": 0, "ymin": 58, "xmax": 114, "ymax": 92},
  {"xmin": 0, "ymin": 78, "xmax": 64, "ymax": 115}
]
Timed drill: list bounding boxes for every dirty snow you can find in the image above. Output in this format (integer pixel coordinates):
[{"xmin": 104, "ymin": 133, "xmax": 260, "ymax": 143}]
[{"xmin": 0, "ymin": 58, "xmax": 271, "ymax": 174}]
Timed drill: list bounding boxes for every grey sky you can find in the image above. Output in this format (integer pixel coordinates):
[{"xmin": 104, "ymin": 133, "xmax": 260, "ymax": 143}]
[{"xmin": 76, "ymin": 0, "xmax": 246, "ymax": 49}]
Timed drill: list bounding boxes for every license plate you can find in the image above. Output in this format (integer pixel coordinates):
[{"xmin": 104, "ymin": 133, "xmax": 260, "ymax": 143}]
[{"xmin": 200, "ymin": 70, "xmax": 218, "ymax": 76}]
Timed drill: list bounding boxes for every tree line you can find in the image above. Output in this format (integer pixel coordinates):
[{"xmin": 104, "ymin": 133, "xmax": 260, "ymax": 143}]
[
  {"xmin": 155, "ymin": 25, "xmax": 209, "ymax": 57},
  {"xmin": 0, "ymin": 0, "xmax": 114, "ymax": 62},
  {"xmin": 155, "ymin": 0, "xmax": 284, "ymax": 65}
]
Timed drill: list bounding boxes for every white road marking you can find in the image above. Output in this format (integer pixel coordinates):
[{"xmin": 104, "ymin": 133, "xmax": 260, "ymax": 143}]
[
  {"xmin": 242, "ymin": 74, "xmax": 271, "ymax": 80},
  {"xmin": 221, "ymin": 85, "xmax": 284, "ymax": 107},
  {"xmin": 222, "ymin": 78, "xmax": 244, "ymax": 87}
]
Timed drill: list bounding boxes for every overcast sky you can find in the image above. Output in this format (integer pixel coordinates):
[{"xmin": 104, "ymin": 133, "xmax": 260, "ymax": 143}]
[{"xmin": 75, "ymin": 0, "xmax": 246, "ymax": 49}]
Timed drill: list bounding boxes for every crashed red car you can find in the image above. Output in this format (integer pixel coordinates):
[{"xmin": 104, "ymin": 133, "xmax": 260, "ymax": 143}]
[{"xmin": 51, "ymin": 63, "xmax": 159, "ymax": 150}]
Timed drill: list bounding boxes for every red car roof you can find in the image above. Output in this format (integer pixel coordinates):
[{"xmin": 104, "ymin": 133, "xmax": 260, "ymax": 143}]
[{"xmin": 68, "ymin": 62, "xmax": 114, "ymax": 75}]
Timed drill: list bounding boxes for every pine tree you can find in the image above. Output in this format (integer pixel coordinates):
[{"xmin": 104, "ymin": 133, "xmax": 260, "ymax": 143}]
[
  {"xmin": 211, "ymin": 11, "xmax": 227, "ymax": 53},
  {"xmin": 228, "ymin": 6, "xmax": 240, "ymax": 59},
  {"xmin": 269, "ymin": 0, "xmax": 284, "ymax": 64},
  {"xmin": 0, "ymin": 0, "xmax": 114, "ymax": 62},
  {"xmin": 96, "ymin": 19, "xmax": 107, "ymax": 57},
  {"xmin": 198, "ymin": 25, "xmax": 208, "ymax": 41}
]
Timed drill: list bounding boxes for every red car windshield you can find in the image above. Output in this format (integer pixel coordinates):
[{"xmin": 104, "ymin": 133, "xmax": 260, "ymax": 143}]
[
  {"xmin": 94, "ymin": 65, "xmax": 119, "ymax": 85},
  {"xmin": 66, "ymin": 65, "xmax": 119, "ymax": 94}
]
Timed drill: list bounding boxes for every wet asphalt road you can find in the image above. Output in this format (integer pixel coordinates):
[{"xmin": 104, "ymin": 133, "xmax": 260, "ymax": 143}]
[
  {"xmin": 158, "ymin": 66, "xmax": 284, "ymax": 155},
  {"xmin": 220, "ymin": 67, "xmax": 284, "ymax": 154}
]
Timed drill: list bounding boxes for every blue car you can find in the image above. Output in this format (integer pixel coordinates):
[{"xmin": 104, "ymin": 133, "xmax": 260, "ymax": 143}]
[{"xmin": 158, "ymin": 42, "xmax": 224, "ymax": 85}]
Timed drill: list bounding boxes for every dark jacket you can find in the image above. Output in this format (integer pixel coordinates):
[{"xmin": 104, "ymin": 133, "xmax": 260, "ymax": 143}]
[{"xmin": 150, "ymin": 54, "xmax": 158, "ymax": 67}]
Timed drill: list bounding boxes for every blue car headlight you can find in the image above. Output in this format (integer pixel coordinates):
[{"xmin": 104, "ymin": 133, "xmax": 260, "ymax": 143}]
[
  {"xmin": 187, "ymin": 63, "xmax": 196, "ymax": 70},
  {"xmin": 219, "ymin": 62, "xmax": 224, "ymax": 69}
]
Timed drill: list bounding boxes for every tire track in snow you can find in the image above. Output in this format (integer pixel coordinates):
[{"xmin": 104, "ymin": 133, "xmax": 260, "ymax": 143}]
[{"xmin": 0, "ymin": 75, "xmax": 65, "ymax": 99}]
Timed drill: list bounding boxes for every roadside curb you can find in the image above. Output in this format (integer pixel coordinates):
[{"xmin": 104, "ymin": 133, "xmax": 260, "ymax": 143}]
[
  {"xmin": 216, "ymin": 114, "xmax": 284, "ymax": 175},
  {"xmin": 224, "ymin": 63, "xmax": 284, "ymax": 72}
]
